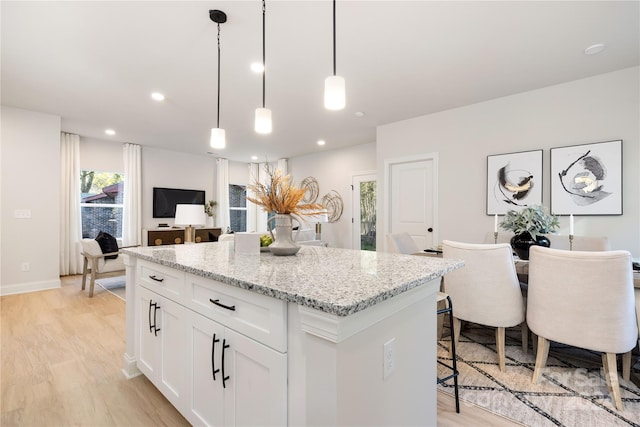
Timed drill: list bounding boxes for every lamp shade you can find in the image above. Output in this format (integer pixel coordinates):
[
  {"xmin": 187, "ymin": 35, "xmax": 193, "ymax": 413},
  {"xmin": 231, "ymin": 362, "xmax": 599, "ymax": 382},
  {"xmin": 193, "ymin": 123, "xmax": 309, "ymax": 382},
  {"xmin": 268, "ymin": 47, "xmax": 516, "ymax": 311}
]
[
  {"xmin": 210, "ymin": 128, "xmax": 226, "ymax": 149},
  {"xmin": 255, "ymin": 107, "xmax": 272, "ymax": 134},
  {"xmin": 309, "ymin": 213, "xmax": 329, "ymax": 223},
  {"xmin": 174, "ymin": 204, "xmax": 206, "ymax": 226},
  {"xmin": 324, "ymin": 75, "xmax": 345, "ymax": 110}
]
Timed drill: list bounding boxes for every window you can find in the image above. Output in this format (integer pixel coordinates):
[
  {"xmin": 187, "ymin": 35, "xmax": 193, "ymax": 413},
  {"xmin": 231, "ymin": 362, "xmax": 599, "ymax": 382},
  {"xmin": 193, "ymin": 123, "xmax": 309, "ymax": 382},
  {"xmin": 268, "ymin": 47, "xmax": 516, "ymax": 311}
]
[
  {"xmin": 229, "ymin": 184, "xmax": 247, "ymax": 232},
  {"xmin": 80, "ymin": 170, "xmax": 124, "ymax": 239}
]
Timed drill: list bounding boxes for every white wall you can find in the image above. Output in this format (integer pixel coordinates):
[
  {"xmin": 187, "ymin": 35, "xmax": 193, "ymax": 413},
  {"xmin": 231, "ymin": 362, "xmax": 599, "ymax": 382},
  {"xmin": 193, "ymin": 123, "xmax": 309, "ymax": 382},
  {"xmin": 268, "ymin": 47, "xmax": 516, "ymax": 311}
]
[
  {"xmin": 289, "ymin": 142, "xmax": 376, "ymax": 249},
  {"xmin": 141, "ymin": 147, "xmax": 217, "ymax": 229},
  {"xmin": 1, "ymin": 106, "xmax": 62, "ymax": 295},
  {"xmin": 80, "ymin": 136, "xmax": 123, "ymax": 172},
  {"xmin": 377, "ymin": 67, "xmax": 640, "ymax": 257}
]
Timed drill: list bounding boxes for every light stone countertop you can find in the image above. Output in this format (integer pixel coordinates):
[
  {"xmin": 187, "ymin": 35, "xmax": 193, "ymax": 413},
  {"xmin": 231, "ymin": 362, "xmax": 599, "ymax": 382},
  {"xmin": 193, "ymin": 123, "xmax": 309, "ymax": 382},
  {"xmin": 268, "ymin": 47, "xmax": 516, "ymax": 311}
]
[{"xmin": 123, "ymin": 243, "xmax": 463, "ymax": 316}]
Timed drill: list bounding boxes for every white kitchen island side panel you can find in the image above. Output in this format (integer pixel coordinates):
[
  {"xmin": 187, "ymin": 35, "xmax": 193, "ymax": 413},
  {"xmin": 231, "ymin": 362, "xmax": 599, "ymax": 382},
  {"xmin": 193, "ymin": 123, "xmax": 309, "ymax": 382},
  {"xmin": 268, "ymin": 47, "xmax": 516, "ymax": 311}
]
[{"xmin": 292, "ymin": 281, "xmax": 437, "ymax": 426}]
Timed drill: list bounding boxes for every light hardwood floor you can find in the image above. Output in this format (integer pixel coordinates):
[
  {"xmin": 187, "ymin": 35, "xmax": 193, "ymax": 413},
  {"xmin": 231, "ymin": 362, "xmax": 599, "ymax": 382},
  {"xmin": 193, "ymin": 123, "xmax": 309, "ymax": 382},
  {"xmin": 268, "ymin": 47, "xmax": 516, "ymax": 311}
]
[{"xmin": 1, "ymin": 275, "xmax": 522, "ymax": 426}]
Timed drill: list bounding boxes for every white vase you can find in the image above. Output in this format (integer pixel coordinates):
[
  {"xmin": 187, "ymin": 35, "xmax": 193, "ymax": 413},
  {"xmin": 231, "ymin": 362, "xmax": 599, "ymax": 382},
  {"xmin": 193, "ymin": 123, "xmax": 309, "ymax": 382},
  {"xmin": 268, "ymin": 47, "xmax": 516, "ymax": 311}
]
[
  {"xmin": 206, "ymin": 216, "xmax": 215, "ymax": 228},
  {"xmin": 267, "ymin": 214, "xmax": 300, "ymax": 256}
]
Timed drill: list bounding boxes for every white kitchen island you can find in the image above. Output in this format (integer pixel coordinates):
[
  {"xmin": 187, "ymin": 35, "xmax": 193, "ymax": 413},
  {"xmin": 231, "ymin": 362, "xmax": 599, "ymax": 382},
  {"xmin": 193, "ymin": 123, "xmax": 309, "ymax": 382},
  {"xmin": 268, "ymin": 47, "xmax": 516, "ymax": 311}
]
[{"xmin": 122, "ymin": 243, "xmax": 463, "ymax": 426}]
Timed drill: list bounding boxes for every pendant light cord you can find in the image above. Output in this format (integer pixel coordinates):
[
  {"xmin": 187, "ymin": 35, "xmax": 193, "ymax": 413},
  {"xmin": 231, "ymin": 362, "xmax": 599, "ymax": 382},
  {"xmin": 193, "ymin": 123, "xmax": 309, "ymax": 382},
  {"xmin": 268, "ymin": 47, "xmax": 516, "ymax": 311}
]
[
  {"xmin": 217, "ymin": 23, "xmax": 221, "ymax": 128},
  {"xmin": 262, "ymin": 0, "xmax": 266, "ymax": 108},
  {"xmin": 332, "ymin": 0, "xmax": 336, "ymax": 76}
]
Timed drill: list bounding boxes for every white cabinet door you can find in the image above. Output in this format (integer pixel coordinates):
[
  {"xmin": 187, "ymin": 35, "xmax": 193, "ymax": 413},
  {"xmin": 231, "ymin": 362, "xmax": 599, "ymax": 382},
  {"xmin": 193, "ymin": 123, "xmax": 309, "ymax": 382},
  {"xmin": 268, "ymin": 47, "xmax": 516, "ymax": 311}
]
[
  {"xmin": 223, "ymin": 328, "xmax": 287, "ymax": 427},
  {"xmin": 157, "ymin": 293, "xmax": 187, "ymax": 409},
  {"xmin": 137, "ymin": 286, "xmax": 187, "ymax": 411},
  {"xmin": 137, "ymin": 286, "xmax": 160, "ymax": 379},
  {"xmin": 187, "ymin": 311, "xmax": 287, "ymax": 427},
  {"xmin": 187, "ymin": 310, "xmax": 225, "ymax": 427}
]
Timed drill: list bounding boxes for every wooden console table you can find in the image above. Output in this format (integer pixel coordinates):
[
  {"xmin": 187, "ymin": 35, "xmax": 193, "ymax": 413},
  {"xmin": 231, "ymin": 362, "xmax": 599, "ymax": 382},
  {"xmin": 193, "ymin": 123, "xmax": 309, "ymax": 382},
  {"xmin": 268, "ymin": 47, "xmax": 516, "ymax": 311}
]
[{"xmin": 146, "ymin": 227, "xmax": 221, "ymax": 246}]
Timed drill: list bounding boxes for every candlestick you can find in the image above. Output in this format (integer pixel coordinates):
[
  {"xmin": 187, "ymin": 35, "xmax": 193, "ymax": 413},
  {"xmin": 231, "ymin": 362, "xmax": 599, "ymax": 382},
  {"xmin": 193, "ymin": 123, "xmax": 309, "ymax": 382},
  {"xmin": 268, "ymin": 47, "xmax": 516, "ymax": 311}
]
[
  {"xmin": 494, "ymin": 214, "xmax": 498, "ymax": 233},
  {"xmin": 569, "ymin": 214, "xmax": 574, "ymax": 236}
]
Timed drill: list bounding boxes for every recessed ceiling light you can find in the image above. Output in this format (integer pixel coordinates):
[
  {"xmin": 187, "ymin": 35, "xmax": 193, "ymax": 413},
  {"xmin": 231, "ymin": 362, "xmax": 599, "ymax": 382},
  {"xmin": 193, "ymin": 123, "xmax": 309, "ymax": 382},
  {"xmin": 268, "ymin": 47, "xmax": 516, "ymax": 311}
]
[
  {"xmin": 584, "ymin": 43, "xmax": 605, "ymax": 55},
  {"xmin": 317, "ymin": 139, "xmax": 326, "ymax": 146},
  {"xmin": 251, "ymin": 62, "xmax": 265, "ymax": 73},
  {"xmin": 151, "ymin": 92, "xmax": 165, "ymax": 101},
  {"xmin": 251, "ymin": 155, "xmax": 258, "ymax": 161},
  {"xmin": 355, "ymin": 111, "xmax": 365, "ymax": 118},
  {"xmin": 105, "ymin": 129, "xmax": 116, "ymax": 136}
]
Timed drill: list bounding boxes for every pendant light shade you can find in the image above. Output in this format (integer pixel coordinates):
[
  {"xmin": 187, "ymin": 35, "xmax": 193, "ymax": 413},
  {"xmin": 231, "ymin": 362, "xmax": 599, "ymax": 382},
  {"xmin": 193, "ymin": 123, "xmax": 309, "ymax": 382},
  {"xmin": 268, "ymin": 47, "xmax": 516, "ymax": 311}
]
[
  {"xmin": 210, "ymin": 128, "xmax": 226, "ymax": 149},
  {"xmin": 255, "ymin": 0, "xmax": 272, "ymax": 134},
  {"xmin": 255, "ymin": 107, "xmax": 272, "ymax": 134},
  {"xmin": 324, "ymin": 0, "xmax": 345, "ymax": 110},
  {"xmin": 210, "ymin": 9, "xmax": 227, "ymax": 149},
  {"xmin": 324, "ymin": 75, "xmax": 345, "ymax": 110}
]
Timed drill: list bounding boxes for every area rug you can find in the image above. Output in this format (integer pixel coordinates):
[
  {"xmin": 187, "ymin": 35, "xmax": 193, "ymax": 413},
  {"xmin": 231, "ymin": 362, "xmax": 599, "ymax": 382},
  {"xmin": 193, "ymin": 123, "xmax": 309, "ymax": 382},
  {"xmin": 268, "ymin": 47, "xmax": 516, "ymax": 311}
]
[
  {"xmin": 437, "ymin": 323, "xmax": 640, "ymax": 426},
  {"xmin": 95, "ymin": 275, "xmax": 126, "ymax": 301}
]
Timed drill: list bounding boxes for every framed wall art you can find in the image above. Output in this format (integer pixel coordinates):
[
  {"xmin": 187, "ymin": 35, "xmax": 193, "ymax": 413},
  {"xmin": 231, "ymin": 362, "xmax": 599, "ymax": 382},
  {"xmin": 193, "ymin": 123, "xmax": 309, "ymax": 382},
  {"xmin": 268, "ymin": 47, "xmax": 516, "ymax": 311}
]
[
  {"xmin": 487, "ymin": 149, "xmax": 543, "ymax": 215},
  {"xmin": 550, "ymin": 140, "xmax": 622, "ymax": 215}
]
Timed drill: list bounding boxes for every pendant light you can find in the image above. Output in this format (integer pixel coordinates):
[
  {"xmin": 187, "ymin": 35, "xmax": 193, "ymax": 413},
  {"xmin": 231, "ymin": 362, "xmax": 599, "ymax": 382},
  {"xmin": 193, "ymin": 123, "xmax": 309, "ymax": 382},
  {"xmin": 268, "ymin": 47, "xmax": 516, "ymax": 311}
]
[
  {"xmin": 255, "ymin": 0, "xmax": 272, "ymax": 134},
  {"xmin": 324, "ymin": 0, "xmax": 345, "ymax": 110},
  {"xmin": 210, "ymin": 10, "xmax": 227, "ymax": 149}
]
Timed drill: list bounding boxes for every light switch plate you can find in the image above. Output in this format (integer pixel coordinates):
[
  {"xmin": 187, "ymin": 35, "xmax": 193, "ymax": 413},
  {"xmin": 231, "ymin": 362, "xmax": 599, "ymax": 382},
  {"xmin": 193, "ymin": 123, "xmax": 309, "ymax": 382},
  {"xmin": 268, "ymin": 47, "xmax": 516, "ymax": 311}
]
[{"xmin": 14, "ymin": 209, "xmax": 31, "ymax": 219}]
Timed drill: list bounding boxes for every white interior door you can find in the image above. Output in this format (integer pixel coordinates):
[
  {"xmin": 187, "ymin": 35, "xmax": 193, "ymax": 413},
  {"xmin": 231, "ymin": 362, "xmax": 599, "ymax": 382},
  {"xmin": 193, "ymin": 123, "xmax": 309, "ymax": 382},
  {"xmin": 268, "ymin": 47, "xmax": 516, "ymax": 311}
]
[{"xmin": 386, "ymin": 154, "xmax": 438, "ymax": 251}]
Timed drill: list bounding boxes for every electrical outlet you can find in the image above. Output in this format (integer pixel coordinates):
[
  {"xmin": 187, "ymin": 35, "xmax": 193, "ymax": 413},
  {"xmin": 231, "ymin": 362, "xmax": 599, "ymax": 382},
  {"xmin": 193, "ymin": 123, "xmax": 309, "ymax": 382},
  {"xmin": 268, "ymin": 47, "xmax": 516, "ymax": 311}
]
[
  {"xmin": 383, "ymin": 338, "xmax": 395, "ymax": 379},
  {"xmin": 21, "ymin": 262, "xmax": 30, "ymax": 272}
]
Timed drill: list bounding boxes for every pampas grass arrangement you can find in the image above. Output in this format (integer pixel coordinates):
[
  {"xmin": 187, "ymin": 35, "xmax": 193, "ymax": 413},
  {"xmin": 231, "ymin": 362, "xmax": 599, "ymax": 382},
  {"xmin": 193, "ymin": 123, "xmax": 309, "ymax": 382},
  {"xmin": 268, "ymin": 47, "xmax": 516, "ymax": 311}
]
[{"xmin": 246, "ymin": 164, "xmax": 324, "ymax": 217}]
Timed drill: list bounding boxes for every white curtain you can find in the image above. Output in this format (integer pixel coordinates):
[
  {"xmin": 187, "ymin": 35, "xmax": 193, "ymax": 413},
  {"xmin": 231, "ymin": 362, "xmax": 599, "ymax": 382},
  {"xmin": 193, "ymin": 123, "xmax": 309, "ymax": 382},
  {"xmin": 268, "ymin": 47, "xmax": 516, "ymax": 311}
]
[
  {"xmin": 247, "ymin": 163, "xmax": 259, "ymax": 232},
  {"xmin": 60, "ymin": 132, "xmax": 82, "ymax": 275},
  {"xmin": 256, "ymin": 162, "xmax": 270, "ymax": 233},
  {"xmin": 217, "ymin": 158, "xmax": 230, "ymax": 232},
  {"xmin": 277, "ymin": 158, "xmax": 288, "ymax": 176},
  {"xmin": 123, "ymin": 143, "xmax": 142, "ymax": 246}
]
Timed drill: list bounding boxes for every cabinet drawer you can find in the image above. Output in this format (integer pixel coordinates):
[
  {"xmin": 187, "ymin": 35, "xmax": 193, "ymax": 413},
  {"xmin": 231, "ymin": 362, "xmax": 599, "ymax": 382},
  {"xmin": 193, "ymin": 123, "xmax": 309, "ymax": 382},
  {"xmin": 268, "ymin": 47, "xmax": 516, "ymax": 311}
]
[
  {"xmin": 186, "ymin": 273, "xmax": 287, "ymax": 352},
  {"xmin": 139, "ymin": 261, "xmax": 185, "ymax": 302}
]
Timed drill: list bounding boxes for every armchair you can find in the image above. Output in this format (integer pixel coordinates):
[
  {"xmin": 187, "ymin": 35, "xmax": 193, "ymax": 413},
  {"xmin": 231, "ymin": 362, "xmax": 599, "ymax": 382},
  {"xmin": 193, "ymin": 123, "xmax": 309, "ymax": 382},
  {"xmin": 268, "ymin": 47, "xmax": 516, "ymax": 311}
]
[{"xmin": 80, "ymin": 239, "xmax": 131, "ymax": 297}]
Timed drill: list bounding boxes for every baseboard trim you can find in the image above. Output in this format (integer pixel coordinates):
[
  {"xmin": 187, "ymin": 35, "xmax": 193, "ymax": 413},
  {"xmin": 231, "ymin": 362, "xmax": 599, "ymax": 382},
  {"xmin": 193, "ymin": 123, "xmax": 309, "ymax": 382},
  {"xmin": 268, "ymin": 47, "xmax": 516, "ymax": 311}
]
[
  {"xmin": 122, "ymin": 352, "xmax": 141, "ymax": 379},
  {"xmin": 0, "ymin": 279, "xmax": 61, "ymax": 296}
]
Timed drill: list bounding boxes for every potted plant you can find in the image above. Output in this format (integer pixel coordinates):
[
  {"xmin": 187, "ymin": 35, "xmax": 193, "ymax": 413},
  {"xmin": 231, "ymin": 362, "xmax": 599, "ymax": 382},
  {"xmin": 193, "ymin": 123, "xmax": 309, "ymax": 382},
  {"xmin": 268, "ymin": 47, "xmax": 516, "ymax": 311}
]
[
  {"xmin": 204, "ymin": 200, "xmax": 217, "ymax": 227},
  {"xmin": 500, "ymin": 205, "xmax": 559, "ymax": 260}
]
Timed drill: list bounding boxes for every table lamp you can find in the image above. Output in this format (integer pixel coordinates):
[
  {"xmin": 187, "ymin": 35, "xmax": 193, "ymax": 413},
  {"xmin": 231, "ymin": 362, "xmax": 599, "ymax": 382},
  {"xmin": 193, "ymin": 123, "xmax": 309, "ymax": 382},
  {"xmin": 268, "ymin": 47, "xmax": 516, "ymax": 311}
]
[{"xmin": 174, "ymin": 204, "xmax": 206, "ymax": 244}]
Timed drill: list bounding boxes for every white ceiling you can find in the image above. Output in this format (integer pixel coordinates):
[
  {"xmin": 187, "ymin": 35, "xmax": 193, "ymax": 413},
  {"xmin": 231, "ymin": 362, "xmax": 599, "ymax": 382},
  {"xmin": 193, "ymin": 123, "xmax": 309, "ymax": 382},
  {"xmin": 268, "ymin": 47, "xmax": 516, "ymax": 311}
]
[{"xmin": 2, "ymin": 1, "xmax": 638, "ymax": 162}]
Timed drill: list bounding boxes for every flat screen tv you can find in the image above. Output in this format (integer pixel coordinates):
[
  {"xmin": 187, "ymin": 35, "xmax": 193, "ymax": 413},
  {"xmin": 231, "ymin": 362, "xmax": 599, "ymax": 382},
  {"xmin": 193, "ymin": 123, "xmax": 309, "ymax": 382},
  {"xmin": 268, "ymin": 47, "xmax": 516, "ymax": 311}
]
[{"xmin": 153, "ymin": 187, "xmax": 206, "ymax": 218}]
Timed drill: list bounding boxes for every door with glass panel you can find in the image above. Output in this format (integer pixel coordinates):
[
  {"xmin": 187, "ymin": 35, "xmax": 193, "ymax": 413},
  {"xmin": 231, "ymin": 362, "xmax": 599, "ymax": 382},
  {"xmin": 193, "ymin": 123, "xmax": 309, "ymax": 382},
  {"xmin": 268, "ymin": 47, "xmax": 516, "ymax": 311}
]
[{"xmin": 352, "ymin": 172, "xmax": 377, "ymax": 251}]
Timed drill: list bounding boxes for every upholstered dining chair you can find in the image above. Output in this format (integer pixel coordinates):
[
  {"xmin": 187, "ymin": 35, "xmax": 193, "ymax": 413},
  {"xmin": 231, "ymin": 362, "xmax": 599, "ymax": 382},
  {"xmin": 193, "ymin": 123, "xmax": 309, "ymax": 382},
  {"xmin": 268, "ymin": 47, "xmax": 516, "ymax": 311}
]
[
  {"xmin": 442, "ymin": 240, "xmax": 528, "ymax": 372},
  {"xmin": 527, "ymin": 246, "xmax": 637, "ymax": 411},
  {"xmin": 386, "ymin": 232, "xmax": 422, "ymax": 255},
  {"xmin": 80, "ymin": 238, "xmax": 126, "ymax": 297}
]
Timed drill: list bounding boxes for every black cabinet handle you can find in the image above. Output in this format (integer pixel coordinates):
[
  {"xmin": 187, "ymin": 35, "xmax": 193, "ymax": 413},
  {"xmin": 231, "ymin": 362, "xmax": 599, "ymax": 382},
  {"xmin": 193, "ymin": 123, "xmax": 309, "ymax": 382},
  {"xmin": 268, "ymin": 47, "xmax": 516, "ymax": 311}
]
[
  {"xmin": 149, "ymin": 275, "xmax": 164, "ymax": 282},
  {"xmin": 210, "ymin": 298, "xmax": 236, "ymax": 311},
  {"xmin": 148, "ymin": 300, "xmax": 154, "ymax": 333},
  {"xmin": 152, "ymin": 303, "xmax": 161, "ymax": 336},
  {"xmin": 211, "ymin": 333, "xmax": 220, "ymax": 381},
  {"xmin": 222, "ymin": 338, "xmax": 230, "ymax": 388}
]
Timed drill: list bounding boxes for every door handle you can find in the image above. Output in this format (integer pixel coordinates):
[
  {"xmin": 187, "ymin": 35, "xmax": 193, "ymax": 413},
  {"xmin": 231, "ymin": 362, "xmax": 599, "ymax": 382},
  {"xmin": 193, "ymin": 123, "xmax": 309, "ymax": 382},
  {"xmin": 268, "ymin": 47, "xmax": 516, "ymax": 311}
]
[
  {"xmin": 211, "ymin": 333, "xmax": 220, "ymax": 381},
  {"xmin": 427, "ymin": 227, "xmax": 433, "ymax": 232},
  {"xmin": 152, "ymin": 302, "xmax": 161, "ymax": 336},
  {"xmin": 148, "ymin": 300, "xmax": 153, "ymax": 333},
  {"xmin": 222, "ymin": 338, "xmax": 230, "ymax": 388}
]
